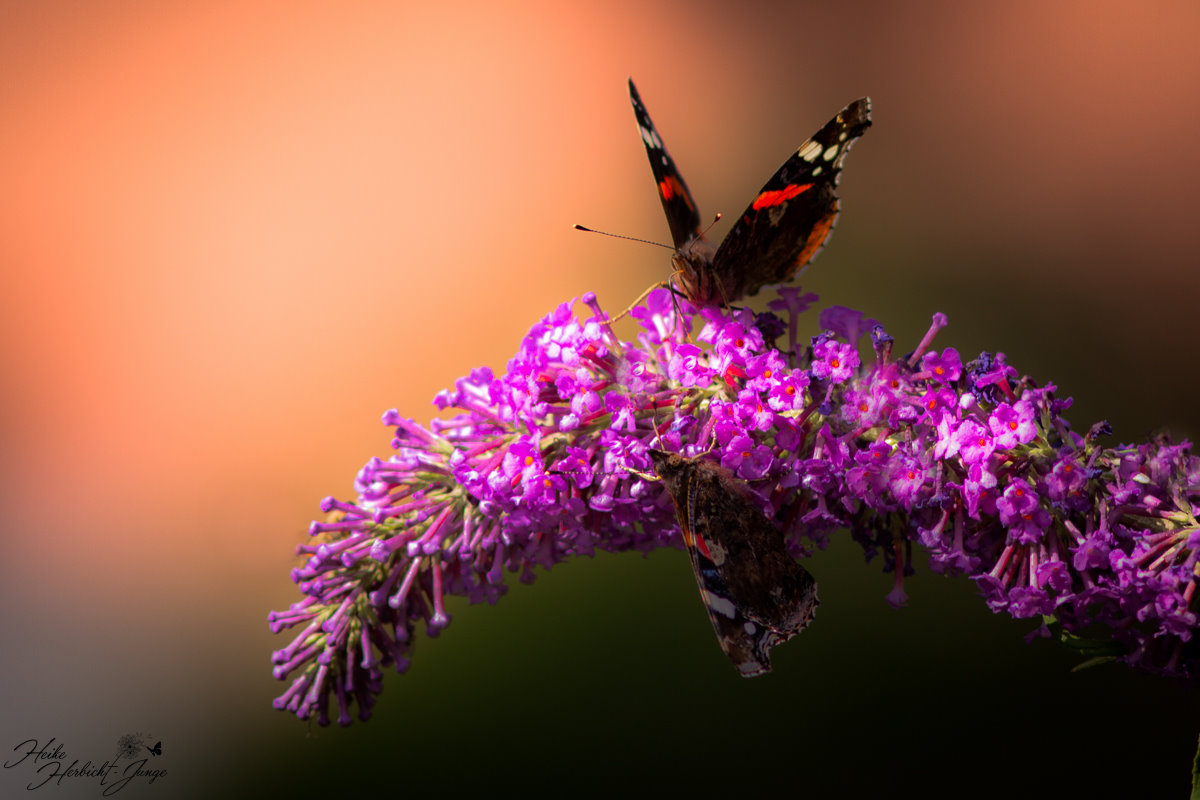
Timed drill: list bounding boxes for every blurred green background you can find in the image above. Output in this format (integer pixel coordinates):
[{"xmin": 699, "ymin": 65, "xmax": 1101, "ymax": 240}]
[{"xmin": 2, "ymin": 1, "xmax": 1198, "ymax": 797}]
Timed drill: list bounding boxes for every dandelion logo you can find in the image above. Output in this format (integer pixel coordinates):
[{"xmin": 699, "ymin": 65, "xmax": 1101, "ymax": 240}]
[
  {"xmin": 115, "ymin": 732, "xmax": 161, "ymax": 761},
  {"xmin": 114, "ymin": 733, "xmax": 145, "ymax": 761}
]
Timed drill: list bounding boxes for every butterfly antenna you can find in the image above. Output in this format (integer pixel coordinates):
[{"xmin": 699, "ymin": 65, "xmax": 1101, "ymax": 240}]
[
  {"xmin": 572, "ymin": 223, "xmax": 699, "ymax": 334},
  {"xmin": 648, "ymin": 401, "xmax": 666, "ymax": 446},
  {"xmin": 572, "ymin": 224, "xmax": 675, "ymax": 251}
]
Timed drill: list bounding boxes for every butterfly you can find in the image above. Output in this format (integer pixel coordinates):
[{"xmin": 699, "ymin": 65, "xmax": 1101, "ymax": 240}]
[
  {"xmin": 648, "ymin": 449, "xmax": 819, "ymax": 676},
  {"xmin": 629, "ymin": 78, "xmax": 871, "ymax": 306},
  {"xmin": 146, "ymin": 741, "xmax": 162, "ymax": 756}
]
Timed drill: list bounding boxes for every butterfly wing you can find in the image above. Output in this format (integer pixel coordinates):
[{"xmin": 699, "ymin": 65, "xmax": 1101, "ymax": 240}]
[
  {"xmin": 649, "ymin": 450, "xmax": 819, "ymax": 676},
  {"xmin": 681, "ymin": 505, "xmax": 792, "ymax": 677},
  {"xmin": 628, "ymin": 78, "xmax": 704, "ymax": 251},
  {"xmin": 710, "ymin": 98, "xmax": 871, "ymax": 300}
]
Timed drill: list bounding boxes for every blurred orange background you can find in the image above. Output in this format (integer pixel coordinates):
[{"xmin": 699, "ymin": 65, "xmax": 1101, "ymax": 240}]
[{"xmin": 2, "ymin": 1, "xmax": 1198, "ymax": 797}]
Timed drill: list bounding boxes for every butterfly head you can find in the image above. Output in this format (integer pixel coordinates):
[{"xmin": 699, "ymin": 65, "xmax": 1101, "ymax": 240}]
[
  {"xmin": 670, "ymin": 236, "xmax": 722, "ymax": 306},
  {"xmin": 646, "ymin": 448, "xmax": 679, "ymax": 476},
  {"xmin": 646, "ymin": 448, "xmax": 714, "ymax": 498}
]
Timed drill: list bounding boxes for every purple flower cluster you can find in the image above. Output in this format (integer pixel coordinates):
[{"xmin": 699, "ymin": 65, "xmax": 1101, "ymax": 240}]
[{"xmin": 269, "ymin": 287, "xmax": 1199, "ymax": 725}]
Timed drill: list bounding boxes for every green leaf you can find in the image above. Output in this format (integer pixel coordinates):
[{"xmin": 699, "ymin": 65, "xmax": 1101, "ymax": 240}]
[
  {"xmin": 1041, "ymin": 615, "xmax": 1126, "ymax": 659},
  {"xmin": 1068, "ymin": 656, "xmax": 1118, "ymax": 673},
  {"xmin": 1190, "ymin": 733, "xmax": 1200, "ymax": 800}
]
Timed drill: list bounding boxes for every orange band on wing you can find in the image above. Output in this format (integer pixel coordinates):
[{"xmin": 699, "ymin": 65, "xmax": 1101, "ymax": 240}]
[
  {"xmin": 793, "ymin": 211, "xmax": 836, "ymax": 267},
  {"xmin": 680, "ymin": 522, "xmax": 714, "ymax": 559},
  {"xmin": 751, "ymin": 183, "xmax": 812, "ymax": 210}
]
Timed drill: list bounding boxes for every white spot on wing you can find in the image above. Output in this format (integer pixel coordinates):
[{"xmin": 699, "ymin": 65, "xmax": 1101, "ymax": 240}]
[
  {"xmin": 706, "ymin": 593, "xmax": 737, "ymax": 619},
  {"xmin": 640, "ymin": 126, "xmax": 661, "ymax": 150},
  {"xmin": 811, "ymin": 166, "xmax": 823, "ymax": 177},
  {"xmin": 743, "ymin": 621, "xmax": 757, "ymax": 634},
  {"xmin": 798, "ymin": 140, "xmax": 821, "ymax": 162},
  {"xmin": 822, "ymin": 144, "xmax": 839, "ymax": 161}
]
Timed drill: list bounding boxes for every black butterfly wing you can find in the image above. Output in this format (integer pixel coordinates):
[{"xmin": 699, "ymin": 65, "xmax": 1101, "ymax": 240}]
[
  {"xmin": 649, "ymin": 450, "xmax": 819, "ymax": 676},
  {"xmin": 628, "ymin": 79, "xmax": 704, "ymax": 251},
  {"xmin": 711, "ymin": 98, "xmax": 871, "ymax": 300}
]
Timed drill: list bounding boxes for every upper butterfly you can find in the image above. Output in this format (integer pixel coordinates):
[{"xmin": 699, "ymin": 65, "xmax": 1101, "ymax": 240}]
[{"xmin": 628, "ymin": 78, "xmax": 871, "ymax": 306}]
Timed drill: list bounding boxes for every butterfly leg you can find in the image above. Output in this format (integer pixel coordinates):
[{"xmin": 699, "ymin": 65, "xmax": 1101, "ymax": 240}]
[
  {"xmin": 708, "ymin": 271, "xmax": 747, "ymax": 317},
  {"xmin": 609, "ymin": 280, "xmax": 670, "ymax": 323}
]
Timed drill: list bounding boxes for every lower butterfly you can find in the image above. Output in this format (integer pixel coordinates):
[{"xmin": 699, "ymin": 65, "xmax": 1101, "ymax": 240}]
[{"xmin": 648, "ymin": 449, "xmax": 818, "ymax": 676}]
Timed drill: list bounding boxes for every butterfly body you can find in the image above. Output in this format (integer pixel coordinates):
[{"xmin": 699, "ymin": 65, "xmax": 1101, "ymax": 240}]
[
  {"xmin": 648, "ymin": 449, "xmax": 818, "ymax": 676},
  {"xmin": 629, "ymin": 79, "xmax": 871, "ymax": 305}
]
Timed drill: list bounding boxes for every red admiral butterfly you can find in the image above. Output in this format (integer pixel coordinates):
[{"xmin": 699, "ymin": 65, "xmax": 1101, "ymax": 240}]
[
  {"xmin": 629, "ymin": 78, "xmax": 871, "ymax": 306},
  {"xmin": 648, "ymin": 449, "xmax": 819, "ymax": 676}
]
